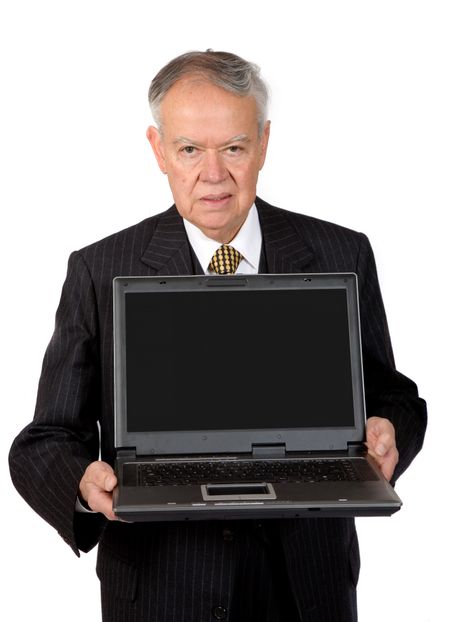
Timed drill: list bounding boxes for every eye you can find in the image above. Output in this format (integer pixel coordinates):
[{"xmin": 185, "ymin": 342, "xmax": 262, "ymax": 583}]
[
  {"xmin": 227, "ymin": 145, "xmax": 243, "ymax": 154},
  {"xmin": 181, "ymin": 145, "xmax": 197, "ymax": 155}
]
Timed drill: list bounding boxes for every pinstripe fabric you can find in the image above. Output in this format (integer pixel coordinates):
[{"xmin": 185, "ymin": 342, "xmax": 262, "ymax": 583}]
[{"xmin": 9, "ymin": 197, "xmax": 427, "ymax": 622}]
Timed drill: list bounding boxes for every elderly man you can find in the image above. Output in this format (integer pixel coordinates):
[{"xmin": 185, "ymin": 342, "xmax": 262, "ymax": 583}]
[{"xmin": 9, "ymin": 50, "xmax": 427, "ymax": 622}]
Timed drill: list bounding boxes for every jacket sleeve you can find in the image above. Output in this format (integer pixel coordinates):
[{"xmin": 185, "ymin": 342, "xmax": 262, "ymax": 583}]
[
  {"xmin": 356, "ymin": 234, "xmax": 427, "ymax": 482},
  {"xmin": 9, "ymin": 251, "xmax": 107, "ymax": 556}
]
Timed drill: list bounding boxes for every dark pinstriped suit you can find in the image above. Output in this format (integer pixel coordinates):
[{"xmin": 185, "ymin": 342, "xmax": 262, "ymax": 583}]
[{"xmin": 9, "ymin": 197, "xmax": 427, "ymax": 621}]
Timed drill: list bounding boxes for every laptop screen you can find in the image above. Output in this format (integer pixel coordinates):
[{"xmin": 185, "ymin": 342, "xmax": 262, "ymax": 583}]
[{"xmin": 124, "ymin": 287, "xmax": 355, "ymax": 433}]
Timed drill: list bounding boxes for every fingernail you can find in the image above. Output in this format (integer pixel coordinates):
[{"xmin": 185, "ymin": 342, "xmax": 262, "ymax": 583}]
[
  {"xmin": 376, "ymin": 443, "xmax": 387, "ymax": 456},
  {"xmin": 106, "ymin": 476, "xmax": 115, "ymax": 489}
]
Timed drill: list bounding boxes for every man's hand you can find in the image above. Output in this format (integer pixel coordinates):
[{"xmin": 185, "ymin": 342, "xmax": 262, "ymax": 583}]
[
  {"xmin": 365, "ymin": 416, "xmax": 399, "ymax": 482},
  {"xmin": 79, "ymin": 460, "xmax": 118, "ymax": 521}
]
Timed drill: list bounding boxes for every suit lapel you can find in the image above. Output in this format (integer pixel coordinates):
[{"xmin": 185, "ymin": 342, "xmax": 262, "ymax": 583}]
[
  {"xmin": 140, "ymin": 206, "xmax": 194, "ymax": 276},
  {"xmin": 256, "ymin": 197, "xmax": 315, "ymax": 273}
]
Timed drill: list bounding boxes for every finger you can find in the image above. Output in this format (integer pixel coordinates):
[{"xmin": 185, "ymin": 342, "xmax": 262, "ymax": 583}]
[
  {"xmin": 373, "ymin": 431, "xmax": 396, "ymax": 457},
  {"xmin": 366, "ymin": 417, "xmax": 396, "ymax": 455},
  {"xmin": 379, "ymin": 447, "xmax": 399, "ymax": 481},
  {"xmin": 366, "ymin": 416, "xmax": 395, "ymax": 438},
  {"xmin": 85, "ymin": 461, "xmax": 117, "ymax": 491},
  {"xmin": 87, "ymin": 489, "xmax": 118, "ymax": 521},
  {"xmin": 368, "ymin": 444, "xmax": 399, "ymax": 481}
]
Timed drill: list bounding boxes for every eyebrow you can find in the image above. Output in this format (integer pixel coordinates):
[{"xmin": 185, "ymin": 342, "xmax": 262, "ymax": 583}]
[{"xmin": 173, "ymin": 134, "xmax": 251, "ymax": 147}]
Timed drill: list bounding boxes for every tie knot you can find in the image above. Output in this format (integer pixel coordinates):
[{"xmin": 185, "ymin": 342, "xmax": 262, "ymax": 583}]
[{"xmin": 209, "ymin": 245, "xmax": 243, "ymax": 275}]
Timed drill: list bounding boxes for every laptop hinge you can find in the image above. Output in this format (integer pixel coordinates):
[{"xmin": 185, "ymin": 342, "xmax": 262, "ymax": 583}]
[
  {"xmin": 117, "ymin": 448, "xmax": 137, "ymax": 459},
  {"xmin": 347, "ymin": 442, "xmax": 366, "ymax": 457},
  {"xmin": 252, "ymin": 443, "xmax": 286, "ymax": 458}
]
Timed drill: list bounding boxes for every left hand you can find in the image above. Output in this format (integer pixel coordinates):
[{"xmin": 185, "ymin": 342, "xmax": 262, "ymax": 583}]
[{"xmin": 365, "ymin": 416, "xmax": 399, "ymax": 482}]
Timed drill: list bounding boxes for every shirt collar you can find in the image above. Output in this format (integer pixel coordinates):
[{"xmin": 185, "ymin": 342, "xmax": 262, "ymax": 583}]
[{"xmin": 183, "ymin": 204, "xmax": 262, "ymax": 273}]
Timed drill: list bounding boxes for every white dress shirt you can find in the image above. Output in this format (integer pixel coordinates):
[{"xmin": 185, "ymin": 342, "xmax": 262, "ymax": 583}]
[{"xmin": 183, "ymin": 203, "xmax": 262, "ymax": 275}]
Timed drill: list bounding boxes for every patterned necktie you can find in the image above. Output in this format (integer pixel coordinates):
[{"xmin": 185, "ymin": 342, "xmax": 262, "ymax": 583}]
[{"xmin": 208, "ymin": 244, "xmax": 243, "ymax": 275}]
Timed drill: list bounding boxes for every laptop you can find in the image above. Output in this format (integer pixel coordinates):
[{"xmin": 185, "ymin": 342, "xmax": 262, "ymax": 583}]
[{"xmin": 112, "ymin": 273, "xmax": 402, "ymax": 522}]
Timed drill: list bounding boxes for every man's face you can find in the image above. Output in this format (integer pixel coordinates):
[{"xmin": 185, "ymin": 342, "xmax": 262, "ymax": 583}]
[{"xmin": 147, "ymin": 78, "xmax": 270, "ymax": 243}]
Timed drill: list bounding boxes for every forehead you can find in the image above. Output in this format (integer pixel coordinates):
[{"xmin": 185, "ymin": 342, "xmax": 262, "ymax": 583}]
[{"xmin": 159, "ymin": 77, "xmax": 259, "ymax": 139}]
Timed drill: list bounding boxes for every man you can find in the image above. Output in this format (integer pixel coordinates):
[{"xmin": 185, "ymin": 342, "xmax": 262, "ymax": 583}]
[{"xmin": 9, "ymin": 50, "xmax": 427, "ymax": 621}]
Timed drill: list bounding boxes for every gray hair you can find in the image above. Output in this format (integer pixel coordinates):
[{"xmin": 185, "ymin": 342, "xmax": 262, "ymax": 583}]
[{"xmin": 148, "ymin": 49, "xmax": 269, "ymax": 135}]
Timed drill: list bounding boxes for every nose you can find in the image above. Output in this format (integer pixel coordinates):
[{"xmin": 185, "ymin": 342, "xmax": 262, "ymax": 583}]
[{"xmin": 199, "ymin": 150, "xmax": 229, "ymax": 183}]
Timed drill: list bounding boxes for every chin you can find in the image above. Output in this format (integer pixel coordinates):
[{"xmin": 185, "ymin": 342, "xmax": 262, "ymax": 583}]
[{"xmin": 198, "ymin": 212, "xmax": 235, "ymax": 228}]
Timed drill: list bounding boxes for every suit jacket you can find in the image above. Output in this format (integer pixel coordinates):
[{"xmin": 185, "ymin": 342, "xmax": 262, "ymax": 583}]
[{"xmin": 9, "ymin": 197, "xmax": 427, "ymax": 622}]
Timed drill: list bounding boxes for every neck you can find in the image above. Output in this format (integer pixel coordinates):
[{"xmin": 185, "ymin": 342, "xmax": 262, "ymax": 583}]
[{"xmin": 199, "ymin": 224, "xmax": 243, "ymax": 245}]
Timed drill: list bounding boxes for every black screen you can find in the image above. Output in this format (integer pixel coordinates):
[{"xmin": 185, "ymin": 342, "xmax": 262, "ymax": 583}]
[{"xmin": 125, "ymin": 288, "xmax": 355, "ymax": 432}]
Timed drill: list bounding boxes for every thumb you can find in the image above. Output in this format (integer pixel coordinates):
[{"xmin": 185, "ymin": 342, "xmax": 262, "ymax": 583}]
[
  {"xmin": 104, "ymin": 473, "xmax": 117, "ymax": 491},
  {"xmin": 375, "ymin": 442, "xmax": 387, "ymax": 457}
]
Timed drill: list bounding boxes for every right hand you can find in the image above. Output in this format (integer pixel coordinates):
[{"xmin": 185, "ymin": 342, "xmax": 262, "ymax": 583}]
[{"xmin": 79, "ymin": 460, "xmax": 118, "ymax": 521}]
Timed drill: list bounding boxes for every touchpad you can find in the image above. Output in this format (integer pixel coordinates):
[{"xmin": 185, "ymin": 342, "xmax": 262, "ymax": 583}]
[{"xmin": 201, "ymin": 482, "xmax": 276, "ymax": 501}]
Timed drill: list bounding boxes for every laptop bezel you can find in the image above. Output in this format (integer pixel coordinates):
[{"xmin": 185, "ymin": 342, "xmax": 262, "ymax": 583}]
[{"xmin": 113, "ymin": 273, "xmax": 366, "ymax": 456}]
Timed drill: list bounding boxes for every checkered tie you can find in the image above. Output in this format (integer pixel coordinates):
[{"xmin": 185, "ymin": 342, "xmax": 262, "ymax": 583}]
[{"xmin": 209, "ymin": 244, "xmax": 243, "ymax": 275}]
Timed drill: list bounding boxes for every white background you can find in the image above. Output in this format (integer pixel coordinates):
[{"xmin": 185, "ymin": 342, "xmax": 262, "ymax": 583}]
[{"xmin": 1, "ymin": 1, "xmax": 448, "ymax": 620}]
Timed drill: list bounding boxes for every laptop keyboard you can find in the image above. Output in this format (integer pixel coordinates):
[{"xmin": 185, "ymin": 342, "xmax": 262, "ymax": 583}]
[{"xmin": 137, "ymin": 458, "xmax": 377, "ymax": 486}]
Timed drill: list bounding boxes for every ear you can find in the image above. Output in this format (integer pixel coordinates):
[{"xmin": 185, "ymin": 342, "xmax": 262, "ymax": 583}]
[
  {"xmin": 258, "ymin": 120, "xmax": 271, "ymax": 170},
  {"xmin": 146, "ymin": 126, "xmax": 167, "ymax": 174}
]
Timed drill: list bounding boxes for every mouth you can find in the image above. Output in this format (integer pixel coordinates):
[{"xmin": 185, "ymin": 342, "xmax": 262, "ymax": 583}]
[{"xmin": 200, "ymin": 193, "xmax": 233, "ymax": 206}]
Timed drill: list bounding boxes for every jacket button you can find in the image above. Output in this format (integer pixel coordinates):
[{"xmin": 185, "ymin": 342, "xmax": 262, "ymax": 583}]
[
  {"xmin": 212, "ymin": 605, "xmax": 228, "ymax": 619},
  {"xmin": 222, "ymin": 529, "xmax": 234, "ymax": 542}
]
